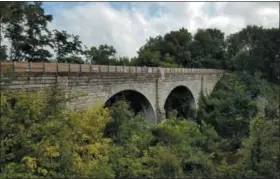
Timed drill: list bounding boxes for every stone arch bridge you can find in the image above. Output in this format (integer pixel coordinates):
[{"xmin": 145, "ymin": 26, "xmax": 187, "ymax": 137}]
[{"xmin": 1, "ymin": 62, "xmax": 224, "ymax": 123}]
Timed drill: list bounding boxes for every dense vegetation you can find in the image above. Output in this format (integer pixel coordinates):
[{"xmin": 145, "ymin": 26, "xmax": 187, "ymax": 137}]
[{"xmin": 0, "ymin": 2, "xmax": 279, "ymax": 179}]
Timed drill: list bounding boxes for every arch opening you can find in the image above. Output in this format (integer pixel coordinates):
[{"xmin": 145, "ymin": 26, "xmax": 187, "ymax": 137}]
[
  {"xmin": 164, "ymin": 86, "xmax": 196, "ymax": 120},
  {"xmin": 104, "ymin": 90, "xmax": 156, "ymax": 124}
]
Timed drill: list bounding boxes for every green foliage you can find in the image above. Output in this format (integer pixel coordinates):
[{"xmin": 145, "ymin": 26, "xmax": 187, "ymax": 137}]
[
  {"xmin": 238, "ymin": 116, "xmax": 279, "ymax": 178},
  {"xmin": 0, "ymin": 46, "xmax": 8, "ymax": 60},
  {"xmin": 217, "ymin": 116, "xmax": 280, "ymax": 179},
  {"xmin": 106, "ymin": 100, "xmax": 225, "ymax": 178},
  {"xmin": 136, "ymin": 28, "xmax": 193, "ymax": 67},
  {"xmin": 196, "ymin": 71, "xmax": 279, "ymax": 178},
  {"xmin": 0, "ymin": 77, "xmax": 279, "ymax": 178},
  {"xmin": 67, "ymin": 105, "xmax": 114, "ymax": 178},
  {"xmin": 4, "ymin": 2, "xmax": 53, "ymax": 61},
  {"xmin": 52, "ymin": 29, "xmax": 84, "ymax": 63},
  {"xmin": 226, "ymin": 25, "xmax": 280, "ymax": 82},
  {"xmin": 150, "ymin": 117, "xmax": 221, "ymax": 177},
  {"xmin": 198, "ymin": 73, "xmax": 264, "ymax": 142},
  {"xmin": 0, "ymin": 88, "xmax": 114, "ymax": 178},
  {"xmin": 85, "ymin": 44, "xmax": 117, "ymax": 65}
]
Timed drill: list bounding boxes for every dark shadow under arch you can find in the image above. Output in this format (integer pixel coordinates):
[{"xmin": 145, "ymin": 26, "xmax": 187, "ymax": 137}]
[
  {"xmin": 164, "ymin": 86, "xmax": 196, "ymax": 119},
  {"xmin": 104, "ymin": 90, "xmax": 156, "ymax": 124}
]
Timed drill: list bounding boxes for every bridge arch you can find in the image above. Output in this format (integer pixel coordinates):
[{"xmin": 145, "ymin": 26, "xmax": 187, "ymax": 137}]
[
  {"xmin": 164, "ymin": 85, "xmax": 196, "ymax": 119},
  {"xmin": 104, "ymin": 89, "xmax": 156, "ymax": 124}
]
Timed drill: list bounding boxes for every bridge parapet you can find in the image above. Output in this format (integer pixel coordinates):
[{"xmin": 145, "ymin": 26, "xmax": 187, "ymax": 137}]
[
  {"xmin": 0, "ymin": 61, "xmax": 225, "ymax": 123},
  {"xmin": 0, "ymin": 62, "xmax": 224, "ymax": 74}
]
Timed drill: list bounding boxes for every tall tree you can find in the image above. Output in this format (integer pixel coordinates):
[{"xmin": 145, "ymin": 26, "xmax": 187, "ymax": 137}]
[
  {"xmin": 136, "ymin": 28, "xmax": 193, "ymax": 67},
  {"xmin": 189, "ymin": 28, "xmax": 226, "ymax": 68},
  {"xmin": 4, "ymin": 2, "xmax": 53, "ymax": 61},
  {"xmin": 225, "ymin": 25, "xmax": 280, "ymax": 82},
  {"xmin": 85, "ymin": 44, "xmax": 117, "ymax": 65},
  {"xmin": 0, "ymin": 2, "xmax": 26, "ymax": 60},
  {"xmin": 52, "ymin": 29, "xmax": 83, "ymax": 63},
  {"xmin": 0, "ymin": 45, "xmax": 7, "ymax": 60}
]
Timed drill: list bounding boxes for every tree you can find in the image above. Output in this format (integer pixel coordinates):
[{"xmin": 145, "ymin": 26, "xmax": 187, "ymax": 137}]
[
  {"xmin": 0, "ymin": 2, "xmax": 26, "ymax": 48},
  {"xmin": 0, "ymin": 2, "xmax": 26, "ymax": 61},
  {"xmin": 232, "ymin": 116, "xmax": 280, "ymax": 178},
  {"xmin": 68, "ymin": 105, "xmax": 115, "ymax": 178},
  {"xmin": 148, "ymin": 116, "xmax": 221, "ymax": 178},
  {"xmin": 106, "ymin": 100, "xmax": 153, "ymax": 178},
  {"xmin": 163, "ymin": 28, "xmax": 192, "ymax": 66},
  {"xmin": 52, "ymin": 29, "xmax": 84, "ymax": 63},
  {"xmin": 136, "ymin": 48, "xmax": 161, "ymax": 66},
  {"xmin": 20, "ymin": 2, "xmax": 53, "ymax": 61},
  {"xmin": 85, "ymin": 44, "xmax": 117, "ymax": 65},
  {"xmin": 0, "ymin": 87, "xmax": 68, "ymax": 177},
  {"xmin": 0, "ymin": 45, "xmax": 7, "ymax": 60},
  {"xmin": 4, "ymin": 2, "xmax": 53, "ymax": 61},
  {"xmin": 0, "ymin": 87, "xmax": 115, "ymax": 178},
  {"xmin": 136, "ymin": 28, "xmax": 193, "ymax": 67},
  {"xmin": 188, "ymin": 28, "xmax": 226, "ymax": 68},
  {"xmin": 225, "ymin": 25, "xmax": 279, "ymax": 82}
]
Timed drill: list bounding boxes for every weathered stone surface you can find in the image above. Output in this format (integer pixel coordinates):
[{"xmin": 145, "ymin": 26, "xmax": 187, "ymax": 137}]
[{"xmin": 2, "ymin": 69, "xmax": 224, "ymax": 124}]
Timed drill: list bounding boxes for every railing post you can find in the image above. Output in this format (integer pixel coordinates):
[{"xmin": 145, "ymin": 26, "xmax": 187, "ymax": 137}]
[
  {"xmin": 29, "ymin": 62, "xmax": 32, "ymax": 72},
  {"xmin": 108, "ymin": 65, "xmax": 109, "ymax": 72},
  {"xmin": 56, "ymin": 62, "xmax": 58, "ymax": 73},
  {"xmin": 13, "ymin": 61, "xmax": 16, "ymax": 72},
  {"xmin": 89, "ymin": 64, "xmax": 92, "ymax": 73},
  {"xmin": 68, "ymin": 63, "xmax": 71, "ymax": 73},
  {"xmin": 43, "ymin": 62, "xmax": 45, "ymax": 72},
  {"xmin": 80, "ymin": 64, "xmax": 82, "ymax": 72},
  {"xmin": 115, "ymin": 66, "xmax": 117, "ymax": 72}
]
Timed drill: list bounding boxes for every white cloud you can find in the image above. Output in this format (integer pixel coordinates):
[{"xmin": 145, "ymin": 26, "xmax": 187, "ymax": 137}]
[{"xmin": 6, "ymin": 2, "xmax": 280, "ymax": 58}]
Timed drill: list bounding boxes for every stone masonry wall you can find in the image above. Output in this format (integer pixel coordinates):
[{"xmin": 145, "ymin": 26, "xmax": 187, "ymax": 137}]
[{"xmin": 1, "ymin": 62, "xmax": 224, "ymax": 123}]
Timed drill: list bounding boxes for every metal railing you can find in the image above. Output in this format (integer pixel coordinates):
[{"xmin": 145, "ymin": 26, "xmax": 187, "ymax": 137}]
[{"xmin": 0, "ymin": 62, "xmax": 223, "ymax": 74}]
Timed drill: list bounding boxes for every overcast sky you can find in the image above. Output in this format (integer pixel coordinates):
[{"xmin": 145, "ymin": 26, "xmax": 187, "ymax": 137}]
[{"xmin": 41, "ymin": 2, "xmax": 278, "ymax": 57}]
